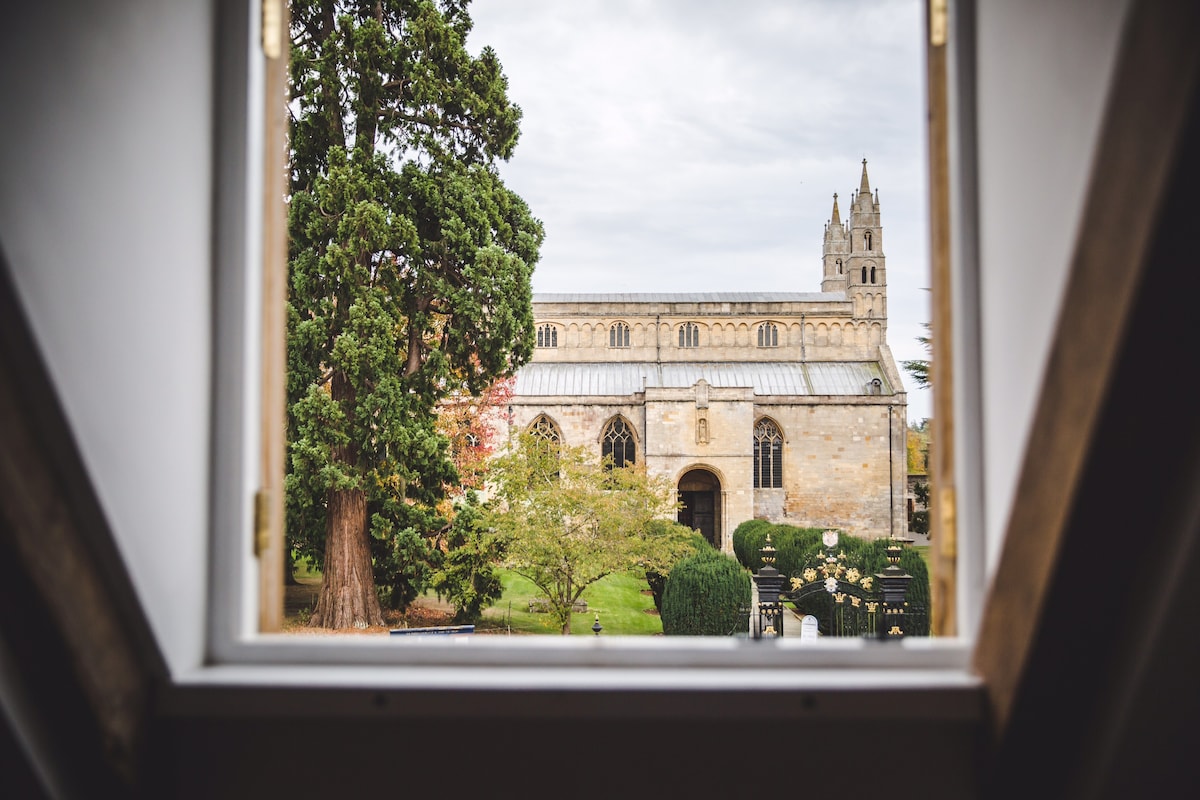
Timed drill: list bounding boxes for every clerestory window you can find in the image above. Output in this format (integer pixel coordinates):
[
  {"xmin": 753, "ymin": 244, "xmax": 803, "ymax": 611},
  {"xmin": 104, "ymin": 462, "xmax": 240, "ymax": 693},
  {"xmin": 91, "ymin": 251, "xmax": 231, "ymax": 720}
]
[
  {"xmin": 757, "ymin": 322, "xmax": 779, "ymax": 348},
  {"xmin": 537, "ymin": 324, "xmax": 558, "ymax": 348},
  {"xmin": 678, "ymin": 321, "xmax": 699, "ymax": 348},
  {"xmin": 609, "ymin": 321, "xmax": 630, "ymax": 348}
]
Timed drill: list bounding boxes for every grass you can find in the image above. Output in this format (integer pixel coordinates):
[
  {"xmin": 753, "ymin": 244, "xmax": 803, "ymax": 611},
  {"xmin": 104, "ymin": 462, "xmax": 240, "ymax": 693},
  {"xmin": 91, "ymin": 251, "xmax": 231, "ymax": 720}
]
[
  {"xmin": 292, "ymin": 554, "xmax": 321, "ymax": 581},
  {"xmin": 477, "ymin": 569, "xmax": 662, "ymax": 636},
  {"xmin": 914, "ymin": 545, "xmax": 931, "ymax": 571},
  {"xmin": 292, "ymin": 548, "xmax": 930, "ymax": 636}
]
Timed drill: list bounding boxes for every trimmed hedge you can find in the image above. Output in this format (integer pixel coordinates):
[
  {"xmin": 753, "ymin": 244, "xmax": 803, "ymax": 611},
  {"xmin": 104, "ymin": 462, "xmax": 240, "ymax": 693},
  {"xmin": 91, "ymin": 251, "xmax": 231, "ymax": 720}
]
[
  {"xmin": 644, "ymin": 524, "xmax": 711, "ymax": 612},
  {"xmin": 732, "ymin": 520, "xmax": 826, "ymax": 578},
  {"xmin": 660, "ymin": 548, "xmax": 751, "ymax": 636}
]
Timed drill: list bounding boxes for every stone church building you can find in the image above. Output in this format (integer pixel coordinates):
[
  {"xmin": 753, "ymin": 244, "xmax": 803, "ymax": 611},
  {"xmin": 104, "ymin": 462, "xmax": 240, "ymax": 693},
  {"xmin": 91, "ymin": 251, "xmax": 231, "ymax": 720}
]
[{"xmin": 506, "ymin": 162, "xmax": 909, "ymax": 552}]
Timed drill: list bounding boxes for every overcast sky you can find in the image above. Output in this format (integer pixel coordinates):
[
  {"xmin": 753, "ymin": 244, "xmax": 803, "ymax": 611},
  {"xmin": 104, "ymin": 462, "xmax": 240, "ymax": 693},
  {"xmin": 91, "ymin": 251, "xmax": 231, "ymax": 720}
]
[{"xmin": 467, "ymin": 0, "xmax": 932, "ymax": 423}]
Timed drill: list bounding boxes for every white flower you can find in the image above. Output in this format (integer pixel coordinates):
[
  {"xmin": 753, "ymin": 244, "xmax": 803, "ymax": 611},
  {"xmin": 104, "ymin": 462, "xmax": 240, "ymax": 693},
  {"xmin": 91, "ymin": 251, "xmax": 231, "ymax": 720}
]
[{"xmin": 824, "ymin": 577, "xmax": 838, "ymax": 593}]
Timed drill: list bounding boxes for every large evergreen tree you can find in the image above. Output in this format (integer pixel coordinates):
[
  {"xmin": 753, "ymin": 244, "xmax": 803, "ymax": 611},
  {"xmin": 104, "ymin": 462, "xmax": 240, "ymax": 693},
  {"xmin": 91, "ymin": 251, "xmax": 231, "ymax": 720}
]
[{"xmin": 286, "ymin": 0, "xmax": 543, "ymax": 628}]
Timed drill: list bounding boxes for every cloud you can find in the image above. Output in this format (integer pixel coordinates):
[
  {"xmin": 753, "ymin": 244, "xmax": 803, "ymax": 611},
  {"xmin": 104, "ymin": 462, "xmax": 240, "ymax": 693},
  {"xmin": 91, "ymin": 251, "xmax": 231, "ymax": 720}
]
[{"xmin": 468, "ymin": 0, "xmax": 932, "ymax": 422}]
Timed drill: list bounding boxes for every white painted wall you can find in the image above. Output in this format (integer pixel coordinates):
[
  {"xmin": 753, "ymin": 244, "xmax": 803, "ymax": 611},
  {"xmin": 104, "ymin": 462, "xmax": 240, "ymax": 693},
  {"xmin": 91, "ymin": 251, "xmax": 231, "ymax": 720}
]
[
  {"xmin": 0, "ymin": 1, "xmax": 218, "ymax": 675},
  {"xmin": 972, "ymin": 0, "xmax": 1131, "ymax": 573}
]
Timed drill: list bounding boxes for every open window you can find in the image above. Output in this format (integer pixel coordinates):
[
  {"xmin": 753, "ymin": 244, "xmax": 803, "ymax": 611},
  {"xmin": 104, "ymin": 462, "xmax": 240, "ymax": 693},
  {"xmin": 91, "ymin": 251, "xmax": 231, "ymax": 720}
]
[{"xmin": 211, "ymin": 0, "xmax": 982, "ymax": 673}]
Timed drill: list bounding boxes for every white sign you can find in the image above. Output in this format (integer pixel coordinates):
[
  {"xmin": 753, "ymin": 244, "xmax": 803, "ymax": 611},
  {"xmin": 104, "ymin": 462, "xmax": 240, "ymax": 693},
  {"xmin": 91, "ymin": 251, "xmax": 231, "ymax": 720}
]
[{"xmin": 800, "ymin": 616, "xmax": 819, "ymax": 641}]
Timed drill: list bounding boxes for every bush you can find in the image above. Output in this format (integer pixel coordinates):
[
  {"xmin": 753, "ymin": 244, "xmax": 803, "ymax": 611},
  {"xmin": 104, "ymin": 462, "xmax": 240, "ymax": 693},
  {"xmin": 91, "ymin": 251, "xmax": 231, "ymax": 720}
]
[
  {"xmin": 785, "ymin": 533, "xmax": 932, "ymax": 637},
  {"xmin": 643, "ymin": 523, "xmax": 710, "ymax": 612},
  {"xmin": 731, "ymin": 521, "xmax": 933, "ymax": 636},
  {"xmin": 660, "ymin": 549, "xmax": 751, "ymax": 636},
  {"xmin": 732, "ymin": 520, "xmax": 826, "ymax": 578},
  {"xmin": 731, "ymin": 518, "xmax": 771, "ymax": 566}
]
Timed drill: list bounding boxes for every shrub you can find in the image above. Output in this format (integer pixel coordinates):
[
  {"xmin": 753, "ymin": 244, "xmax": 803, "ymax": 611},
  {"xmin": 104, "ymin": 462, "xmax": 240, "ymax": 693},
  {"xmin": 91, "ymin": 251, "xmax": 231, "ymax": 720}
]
[
  {"xmin": 660, "ymin": 549, "xmax": 751, "ymax": 636},
  {"xmin": 786, "ymin": 534, "xmax": 932, "ymax": 637},
  {"xmin": 732, "ymin": 521, "xmax": 825, "ymax": 577},
  {"xmin": 643, "ymin": 524, "xmax": 710, "ymax": 612},
  {"xmin": 731, "ymin": 518, "xmax": 771, "ymax": 566}
]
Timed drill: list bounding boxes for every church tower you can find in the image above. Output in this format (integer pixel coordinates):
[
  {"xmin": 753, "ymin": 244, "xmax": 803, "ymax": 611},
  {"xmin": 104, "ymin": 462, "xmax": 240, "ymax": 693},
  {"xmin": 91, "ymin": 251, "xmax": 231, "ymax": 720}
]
[
  {"xmin": 844, "ymin": 159, "xmax": 887, "ymax": 326},
  {"xmin": 821, "ymin": 192, "xmax": 850, "ymax": 293}
]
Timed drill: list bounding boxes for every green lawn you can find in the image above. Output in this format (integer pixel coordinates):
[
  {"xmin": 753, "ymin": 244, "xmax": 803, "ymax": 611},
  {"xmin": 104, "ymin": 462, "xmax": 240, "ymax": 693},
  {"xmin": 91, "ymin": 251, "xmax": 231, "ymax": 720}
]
[
  {"xmin": 915, "ymin": 544, "xmax": 931, "ymax": 571},
  {"xmin": 291, "ymin": 554, "xmax": 661, "ymax": 635},
  {"xmin": 477, "ymin": 569, "xmax": 662, "ymax": 636}
]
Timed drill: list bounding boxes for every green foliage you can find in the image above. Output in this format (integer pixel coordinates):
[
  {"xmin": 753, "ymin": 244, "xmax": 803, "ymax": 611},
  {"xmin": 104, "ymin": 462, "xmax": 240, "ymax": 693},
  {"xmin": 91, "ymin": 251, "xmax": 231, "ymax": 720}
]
[
  {"xmin": 485, "ymin": 432, "xmax": 693, "ymax": 634},
  {"xmin": 285, "ymin": 0, "xmax": 543, "ymax": 623},
  {"xmin": 901, "ymin": 320, "xmax": 932, "ymax": 390},
  {"xmin": 783, "ymin": 530, "xmax": 932, "ymax": 637},
  {"xmin": 371, "ymin": 522, "xmax": 438, "ymax": 611},
  {"xmin": 660, "ymin": 549, "xmax": 751, "ymax": 636},
  {"xmin": 643, "ymin": 522, "xmax": 710, "ymax": 613},
  {"xmin": 732, "ymin": 521, "xmax": 825, "ymax": 578},
  {"xmin": 731, "ymin": 519, "xmax": 771, "ymax": 565},
  {"xmin": 429, "ymin": 491, "xmax": 505, "ymax": 623}
]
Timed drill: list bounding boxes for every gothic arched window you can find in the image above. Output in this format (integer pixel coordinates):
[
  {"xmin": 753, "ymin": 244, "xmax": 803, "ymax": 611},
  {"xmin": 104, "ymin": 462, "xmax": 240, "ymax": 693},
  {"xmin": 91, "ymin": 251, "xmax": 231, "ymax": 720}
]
[
  {"xmin": 862, "ymin": 266, "xmax": 868, "ymax": 284},
  {"xmin": 757, "ymin": 322, "xmax": 779, "ymax": 348},
  {"xmin": 601, "ymin": 417, "xmax": 636, "ymax": 469},
  {"xmin": 870, "ymin": 266, "xmax": 877, "ymax": 284},
  {"xmin": 536, "ymin": 324, "xmax": 558, "ymax": 348},
  {"xmin": 836, "ymin": 258, "xmax": 843, "ymax": 274},
  {"xmin": 865, "ymin": 230, "xmax": 873, "ymax": 250},
  {"xmin": 527, "ymin": 415, "xmax": 562, "ymax": 479},
  {"xmin": 678, "ymin": 322, "xmax": 699, "ymax": 348},
  {"xmin": 754, "ymin": 418, "xmax": 783, "ymax": 489},
  {"xmin": 609, "ymin": 322, "xmax": 630, "ymax": 348},
  {"xmin": 529, "ymin": 415, "xmax": 561, "ymax": 444}
]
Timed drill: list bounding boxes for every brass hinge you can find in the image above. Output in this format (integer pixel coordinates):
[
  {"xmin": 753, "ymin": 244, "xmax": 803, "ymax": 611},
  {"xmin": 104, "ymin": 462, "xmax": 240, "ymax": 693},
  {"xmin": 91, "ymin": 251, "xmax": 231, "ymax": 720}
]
[
  {"xmin": 254, "ymin": 489, "xmax": 271, "ymax": 558},
  {"xmin": 930, "ymin": 0, "xmax": 948, "ymax": 47},
  {"xmin": 262, "ymin": 0, "xmax": 283, "ymax": 59}
]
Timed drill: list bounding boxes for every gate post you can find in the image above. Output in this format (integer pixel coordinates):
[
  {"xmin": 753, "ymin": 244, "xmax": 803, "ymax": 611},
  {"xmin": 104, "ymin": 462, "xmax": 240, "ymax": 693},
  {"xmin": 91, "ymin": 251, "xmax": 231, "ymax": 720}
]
[
  {"xmin": 875, "ymin": 537, "xmax": 913, "ymax": 639},
  {"xmin": 753, "ymin": 535, "xmax": 784, "ymax": 638}
]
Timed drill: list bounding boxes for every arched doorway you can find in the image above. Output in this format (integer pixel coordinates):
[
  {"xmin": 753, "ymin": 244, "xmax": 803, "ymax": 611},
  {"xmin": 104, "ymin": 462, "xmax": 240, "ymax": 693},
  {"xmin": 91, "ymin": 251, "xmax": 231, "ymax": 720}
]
[{"xmin": 677, "ymin": 468, "xmax": 722, "ymax": 549}]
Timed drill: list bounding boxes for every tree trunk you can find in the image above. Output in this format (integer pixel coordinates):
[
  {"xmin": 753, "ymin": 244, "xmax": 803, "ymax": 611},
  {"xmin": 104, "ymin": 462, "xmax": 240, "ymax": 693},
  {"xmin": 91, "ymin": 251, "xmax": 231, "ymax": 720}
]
[{"xmin": 309, "ymin": 487, "xmax": 383, "ymax": 629}]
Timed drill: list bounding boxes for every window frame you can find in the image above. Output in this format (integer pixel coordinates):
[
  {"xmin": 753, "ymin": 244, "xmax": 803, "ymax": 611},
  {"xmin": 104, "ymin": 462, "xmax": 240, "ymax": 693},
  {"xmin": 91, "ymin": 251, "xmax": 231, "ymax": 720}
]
[
  {"xmin": 753, "ymin": 417, "xmax": 784, "ymax": 489},
  {"xmin": 678, "ymin": 321, "xmax": 699, "ymax": 348},
  {"xmin": 202, "ymin": 0, "xmax": 984, "ymax": 680},
  {"xmin": 608, "ymin": 320, "xmax": 630, "ymax": 348},
  {"xmin": 600, "ymin": 416, "xmax": 637, "ymax": 469},
  {"xmin": 756, "ymin": 321, "xmax": 779, "ymax": 348}
]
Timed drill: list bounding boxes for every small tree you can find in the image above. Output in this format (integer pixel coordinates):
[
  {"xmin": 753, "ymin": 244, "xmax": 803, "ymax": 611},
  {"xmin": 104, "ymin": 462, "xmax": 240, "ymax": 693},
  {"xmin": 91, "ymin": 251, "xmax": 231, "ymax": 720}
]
[
  {"xmin": 428, "ymin": 490, "xmax": 505, "ymax": 624},
  {"xmin": 484, "ymin": 431, "xmax": 692, "ymax": 634}
]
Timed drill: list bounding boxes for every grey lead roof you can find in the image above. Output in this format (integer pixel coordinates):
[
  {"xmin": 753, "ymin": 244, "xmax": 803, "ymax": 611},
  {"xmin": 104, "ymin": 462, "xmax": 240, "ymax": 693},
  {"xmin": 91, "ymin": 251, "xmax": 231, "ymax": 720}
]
[
  {"xmin": 533, "ymin": 292, "xmax": 839, "ymax": 304},
  {"xmin": 512, "ymin": 362, "xmax": 893, "ymax": 397}
]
